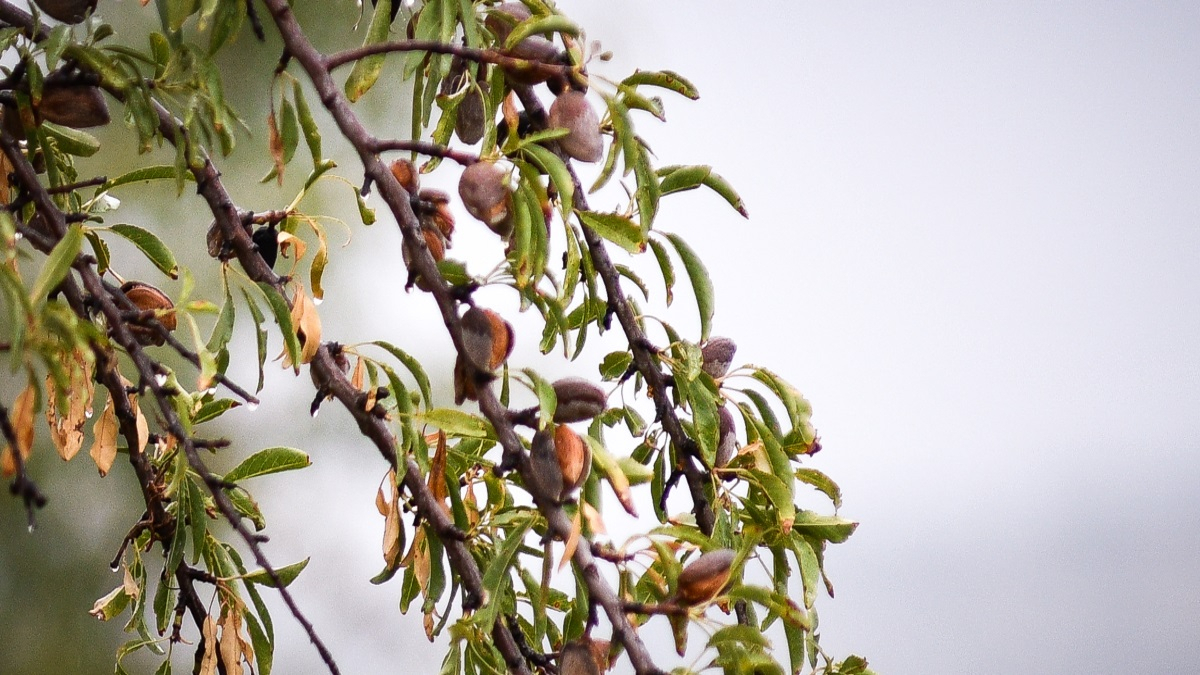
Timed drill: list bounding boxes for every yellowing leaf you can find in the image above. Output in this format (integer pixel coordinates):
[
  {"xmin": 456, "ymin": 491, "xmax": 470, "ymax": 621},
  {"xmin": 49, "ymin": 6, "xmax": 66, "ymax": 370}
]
[
  {"xmin": 277, "ymin": 230, "xmax": 306, "ymax": 267},
  {"xmin": 559, "ymin": 508, "xmax": 582, "ymax": 572},
  {"xmin": 267, "ymin": 110, "xmax": 284, "ymax": 186},
  {"xmin": 2, "ymin": 384, "xmax": 36, "ymax": 477},
  {"xmin": 130, "ymin": 394, "xmax": 149, "ymax": 455},
  {"xmin": 280, "ymin": 283, "xmax": 321, "ymax": 368},
  {"xmin": 89, "ymin": 394, "xmax": 118, "ymax": 476}
]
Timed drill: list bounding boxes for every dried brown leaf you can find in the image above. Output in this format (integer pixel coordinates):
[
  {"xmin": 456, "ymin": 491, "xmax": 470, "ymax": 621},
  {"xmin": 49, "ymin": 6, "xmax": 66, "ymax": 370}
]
[
  {"xmin": 428, "ymin": 431, "xmax": 449, "ymax": 509},
  {"xmin": 2, "ymin": 384, "xmax": 36, "ymax": 477},
  {"xmin": 88, "ymin": 394, "xmax": 118, "ymax": 476},
  {"xmin": 122, "ymin": 565, "xmax": 139, "ymax": 600},
  {"xmin": 267, "ymin": 110, "xmax": 284, "ymax": 186},
  {"xmin": 200, "ymin": 616, "xmax": 219, "ymax": 675},
  {"xmin": 220, "ymin": 609, "xmax": 245, "ymax": 675}
]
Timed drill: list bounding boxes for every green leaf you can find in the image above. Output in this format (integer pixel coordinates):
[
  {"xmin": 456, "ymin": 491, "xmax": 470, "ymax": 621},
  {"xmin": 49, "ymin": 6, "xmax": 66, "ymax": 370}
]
[
  {"xmin": 599, "ymin": 351, "xmax": 632, "ymax": 380},
  {"xmin": 417, "ymin": 408, "xmax": 494, "ymax": 439},
  {"xmin": 184, "ymin": 478, "xmax": 207, "ymax": 565},
  {"xmin": 44, "ymin": 25, "xmax": 70, "ymax": 71},
  {"xmin": 240, "ymin": 557, "xmax": 310, "ymax": 588},
  {"xmin": 345, "ymin": 0, "xmax": 393, "ymax": 102},
  {"xmin": 658, "ymin": 164, "xmax": 749, "ymax": 218},
  {"xmin": 727, "ymin": 585, "xmax": 810, "ymax": 630},
  {"xmin": 226, "ymin": 486, "xmax": 266, "ymax": 531},
  {"xmin": 663, "ymin": 232, "xmax": 714, "ymax": 341},
  {"xmin": 99, "ymin": 165, "xmax": 194, "ymax": 192},
  {"xmin": 477, "ymin": 514, "xmax": 535, "ymax": 630},
  {"xmin": 519, "ymin": 369, "xmax": 557, "ymax": 430},
  {"xmin": 795, "ymin": 467, "xmax": 842, "ymax": 510},
  {"xmin": 647, "ymin": 237, "xmax": 675, "ymax": 305},
  {"xmin": 577, "ymin": 210, "xmax": 644, "ymax": 254},
  {"xmin": 224, "ymin": 447, "xmax": 312, "ymax": 483},
  {"xmin": 30, "ymin": 224, "xmax": 81, "ymax": 308},
  {"xmin": 504, "ymin": 14, "xmax": 579, "ymax": 50},
  {"xmin": 240, "ymin": 287, "xmax": 268, "ymax": 393},
  {"xmin": 41, "ymin": 121, "xmax": 100, "ymax": 157},
  {"xmin": 193, "ymin": 397, "xmax": 239, "ymax": 425},
  {"xmin": 208, "ymin": 0, "xmax": 246, "ymax": 54},
  {"xmin": 622, "ymin": 69, "xmax": 700, "ymax": 100},
  {"xmin": 521, "ymin": 142, "xmax": 574, "ymax": 217},
  {"xmin": 293, "ymin": 80, "xmax": 322, "ymax": 165},
  {"xmin": 279, "ymin": 97, "xmax": 299, "ymax": 166},
  {"xmin": 242, "ymin": 610, "xmax": 274, "ymax": 675},
  {"xmin": 749, "ymin": 470, "xmax": 795, "ymax": 530},
  {"xmin": 370, "ymin": 340, "xmax": 433, "ymax": 409},
  {"xmin": 109, "ymin": 224, "xmax": 180, "ymax": 279},
  {"xmin": 85, "ymin": 230, "xmax": 110, "ymax": 275},
  {"xmin": 791, "ymin": 511, "xmax": 858, "ymax": 544},
  {"xmin": 256, "ymin": 282, "xmax": 300, "ymax": 374},
  {"xmin": 354, "ymin": 186, "xmax": 376, "ymax": 225}
]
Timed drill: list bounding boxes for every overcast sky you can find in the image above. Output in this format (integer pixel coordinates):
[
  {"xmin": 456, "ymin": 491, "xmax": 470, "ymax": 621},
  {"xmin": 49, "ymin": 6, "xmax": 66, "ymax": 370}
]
[{"xmin": 50, "ymin": 3, "xmax": 1193, "ymax": 674}]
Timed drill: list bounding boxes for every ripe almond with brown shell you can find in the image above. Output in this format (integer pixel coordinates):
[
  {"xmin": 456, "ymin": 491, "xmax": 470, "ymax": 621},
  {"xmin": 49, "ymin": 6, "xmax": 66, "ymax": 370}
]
[
  {"xmin": 120, "ymin": 281, "xmax": 176, "ymax": 346},
  {"xmin": 675, "ymin": 548, "xmax": 736, "ymax": 606},
  {"xmin": 458, "ymin": 161, "xmax": 514, "ymax": 237},
  {"xmin": 552, "ymin": 377, "xmax": 606, "ymax": 423},
  {"xmin": 554, "ymin": 424, "xmax": 590, "ymax": 499}
]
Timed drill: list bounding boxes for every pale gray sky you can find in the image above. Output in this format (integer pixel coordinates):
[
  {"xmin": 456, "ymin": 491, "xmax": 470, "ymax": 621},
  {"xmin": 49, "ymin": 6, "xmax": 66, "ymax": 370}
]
[{"xmin": 225, "ymin": 2, "xmax": 1200, "ymax": 673}]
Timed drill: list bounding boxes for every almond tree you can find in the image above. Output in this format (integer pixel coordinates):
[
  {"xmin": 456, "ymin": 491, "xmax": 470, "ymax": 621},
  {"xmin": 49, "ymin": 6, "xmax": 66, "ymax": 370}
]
[{"xmin": 0, "ymin": 1, "xmax": 869, "ymax": 674}]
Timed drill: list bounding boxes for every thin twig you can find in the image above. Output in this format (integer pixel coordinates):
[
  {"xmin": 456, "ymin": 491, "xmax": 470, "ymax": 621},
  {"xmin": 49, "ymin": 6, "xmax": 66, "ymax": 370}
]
[
  {"xmin": 323, "ymin": 39, "xmax": 572, "ymax": 82},
  {"xmin": 371, "ymin": 139, "xmax": 479, "ymax": 167},
  {"xmin": 46, "ymin": 176, "xmax": 108, "ymax": 194}
]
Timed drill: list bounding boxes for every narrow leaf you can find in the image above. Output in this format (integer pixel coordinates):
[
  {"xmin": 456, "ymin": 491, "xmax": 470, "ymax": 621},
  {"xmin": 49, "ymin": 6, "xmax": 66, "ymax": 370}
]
[
  {"xmin": 109, "ymin": 224, "xmax": 180, "ymax": 279},
  {"xmin": 224, "ymin": 446, "xmax": 311, "ymax": 483}
]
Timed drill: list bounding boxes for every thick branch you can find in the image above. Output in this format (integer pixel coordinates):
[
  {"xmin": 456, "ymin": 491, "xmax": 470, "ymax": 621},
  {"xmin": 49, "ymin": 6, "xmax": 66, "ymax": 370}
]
[{"xmin": 262, "ymin": 3, "xmax": 664, "ymax": 672}]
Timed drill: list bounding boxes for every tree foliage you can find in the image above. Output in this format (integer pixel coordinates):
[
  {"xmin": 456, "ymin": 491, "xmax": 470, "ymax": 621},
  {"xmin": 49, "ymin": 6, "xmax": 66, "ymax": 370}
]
[{"xmin": 0, "ymin": 1, "xmax": 870, "ymax": 673}]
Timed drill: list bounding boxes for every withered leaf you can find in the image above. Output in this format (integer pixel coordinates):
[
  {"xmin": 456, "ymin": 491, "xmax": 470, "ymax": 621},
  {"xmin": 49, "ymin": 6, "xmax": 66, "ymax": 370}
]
[
  {"xmin": 219, "ymin": 609, "xmax": 245, "ymax": 675},
  {"xmin": 1, "ymin": 383, "xmax": 36, "ymax": 477},
  {"xmin": 559, "ymin": 507, "xmax": 582, "ymax": 572},
  {"xmin": 268, "ymin": 110, "xmax": 284, "ymax": 186},
  {"xmin": 88, "ymin": 394, "xmax": 118, "ymax": 476},
  {"xmin": 200, "ymin": 616, "xmax": 219, "ymax": 675}
]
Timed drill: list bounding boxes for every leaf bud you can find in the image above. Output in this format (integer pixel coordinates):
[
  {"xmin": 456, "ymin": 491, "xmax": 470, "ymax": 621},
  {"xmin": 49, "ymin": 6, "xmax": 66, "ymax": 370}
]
[
  {"xmin": 675, "ymin": 548, "xmax": 736, "ymax": 606},
  {"xmin": 552, "ymin": 377, "xmax": 606, "ymax": 423},
  {"xmin": 701, "ymin": 337, "xmax": 737, "ymax": 379},
  {"xmin": 554, "ymin": 424, "xmax": 590, "ymax": 499},
  {"xmin": 716, "ymin": 404, "xmax": 737, "ymax": 470},
  {"xmin": 120, "ymin": 281, "xmax": 176, "ymax": 346},
  {"xmin": 389, "ymin": 158, "xmax": 420, "ymax": 194},
  {"xmin": 458, "ymin": 161, "xmax": 515, "ymax": 237},
  {"xmin": 33, "ymin": 0, "xmax": 97, "ymax": 24},
  {"xmin": 548, "ymin": 90, "xmax": 603, "ymax": 163}
]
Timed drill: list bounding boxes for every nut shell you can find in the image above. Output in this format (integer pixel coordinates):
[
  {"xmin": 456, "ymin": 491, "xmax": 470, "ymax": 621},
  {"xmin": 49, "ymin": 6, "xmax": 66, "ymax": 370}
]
[
  {"xmin": 33, "ymin": 0, "xmax": 96, "ymax": 24},
  {"xmin": 460, "ymin": 306, "xmax": 513, "ymax": 372},
  {"xmin": 38, "ymin": 84, "xmax": 109, "ymax": 129},
  {"xmin": 701, "ymin": 337, "xmax": 737, "ymax": 379},
  {"xmin": 528, "ymin": 427, "xmax": 564, "ymax": 504},
  {"xmin": 458, "ymin": 161, "xmax": 513, "ymax": 236},
  {"xmin": 548, "ymin": 91, "xmax": 603, "ymax": 163},
  {"xmin": 552, "ymin": 377, "xmax": 606, "ymax": 423},
  {"xmin": 121, "ymin": 281, "xmax": 176, "ymax": 346},
  {"xmin": 389, "ymin": 159, "xmax": 419, "ymax": 194},
  {"xmin": 558, "ymin": 639, "xmax": 601, "ymax": 675},
  {"xmin": 676, "ymin": 548, "xmax": 735, "ymax": 606},
  {"xmin": 554, "ymin": 424, "xmax": 590, "ymax": 498}
]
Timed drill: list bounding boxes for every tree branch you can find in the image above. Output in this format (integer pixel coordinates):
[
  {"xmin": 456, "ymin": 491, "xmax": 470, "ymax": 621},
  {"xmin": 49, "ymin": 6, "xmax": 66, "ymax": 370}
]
[
  {"xmin": 262, "ymin": 3, "xmax": 665, "ymax": 672},
  {"xmin": 511, "ymin": 85, "xmax": 717, "ymax": 536},
  {"xmin": 323, "ymin": 39, "xmax": 573, "ymax": 83}
]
